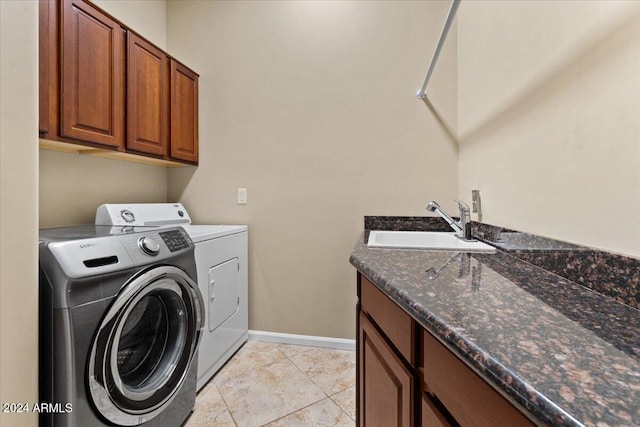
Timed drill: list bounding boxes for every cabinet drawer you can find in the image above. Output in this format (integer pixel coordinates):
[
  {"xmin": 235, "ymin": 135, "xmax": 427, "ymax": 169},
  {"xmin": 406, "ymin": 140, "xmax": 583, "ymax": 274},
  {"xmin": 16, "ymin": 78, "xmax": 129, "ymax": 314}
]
[
  {"xmin": 421, "ymin": 393, "xmax": 452, "ymax": 427},
  {"xmin": 360, "ymin": 275, "xmax": 415, "ymax": 365},
  {"xmin": 423, "ymin": 331, "xmax": 533, "ymax": 427}
]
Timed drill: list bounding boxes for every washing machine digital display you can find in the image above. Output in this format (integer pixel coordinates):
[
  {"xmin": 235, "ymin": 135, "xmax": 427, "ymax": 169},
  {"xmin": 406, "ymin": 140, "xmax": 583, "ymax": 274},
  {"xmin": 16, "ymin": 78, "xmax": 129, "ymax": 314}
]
[{"xmin": 160, "ymin": 230, "xmax": 190, "ymax": 252}]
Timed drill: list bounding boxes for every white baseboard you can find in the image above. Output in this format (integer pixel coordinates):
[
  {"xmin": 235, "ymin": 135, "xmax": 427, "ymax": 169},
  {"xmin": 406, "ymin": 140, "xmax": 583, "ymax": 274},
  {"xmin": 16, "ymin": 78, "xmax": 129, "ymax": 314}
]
[{"xmin": 248, "ymin": 330, "xmax": 355, "ymax": 351}]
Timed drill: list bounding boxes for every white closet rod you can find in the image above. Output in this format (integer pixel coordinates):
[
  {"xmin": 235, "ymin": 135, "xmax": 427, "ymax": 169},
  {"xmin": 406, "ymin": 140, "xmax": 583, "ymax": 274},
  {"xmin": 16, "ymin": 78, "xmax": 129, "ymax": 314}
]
[{"xmin": 416, "ymin": 0, "xmax": 461, "ymax": 99}]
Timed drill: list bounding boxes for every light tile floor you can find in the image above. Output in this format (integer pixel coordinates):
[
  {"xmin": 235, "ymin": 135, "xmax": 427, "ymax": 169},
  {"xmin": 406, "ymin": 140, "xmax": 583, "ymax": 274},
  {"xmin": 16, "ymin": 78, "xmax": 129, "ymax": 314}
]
[{"xmin": 186, "ymin": 341, "xmax": 356, "ymax": 427}]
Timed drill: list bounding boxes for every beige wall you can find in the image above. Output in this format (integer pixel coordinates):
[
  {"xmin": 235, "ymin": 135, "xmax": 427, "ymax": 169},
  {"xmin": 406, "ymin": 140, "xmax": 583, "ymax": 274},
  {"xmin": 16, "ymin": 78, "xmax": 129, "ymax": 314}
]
[
  {"xmin": 92, "ymin": 0, "xmax": 167, "ymax": 50},
  {"xmin": 458, "ymin": 1, "xmax": 640, "ymax": 257},
  {"xmin": 39, "ymin": 151, "xmax": 169, "ymax": 227},
  {"xmin": 166, "ymin": 0, "xmax": 458, "ymax": 339},
  {"xmin": 39, "ymin": 0, "xmax": 169, "ymax": 228},
  {"xmin": 3, "ymin": 7, "xmax": 637, "ymax": 423},
  {"xmin": 0, "ymin": 1, "xmax": 39, "ymax": 426}
]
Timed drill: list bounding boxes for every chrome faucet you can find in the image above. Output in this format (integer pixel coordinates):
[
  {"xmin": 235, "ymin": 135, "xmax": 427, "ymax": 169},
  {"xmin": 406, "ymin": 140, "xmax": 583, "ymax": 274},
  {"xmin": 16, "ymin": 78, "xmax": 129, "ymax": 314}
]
[{"xmin": 426, "ymin": 199, "xmax": 474, "ymax": 241}]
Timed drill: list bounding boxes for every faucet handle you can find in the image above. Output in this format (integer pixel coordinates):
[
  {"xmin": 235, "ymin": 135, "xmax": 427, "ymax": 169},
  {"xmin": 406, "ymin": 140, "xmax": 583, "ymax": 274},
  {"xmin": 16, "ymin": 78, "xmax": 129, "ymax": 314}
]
[
  {"xmin": 453, "ymin": 198, "xmax": 470, "ymax": 214},
  {"xmin": 454, "ymin": 199, "xmax": 473, "ymax": 240}
]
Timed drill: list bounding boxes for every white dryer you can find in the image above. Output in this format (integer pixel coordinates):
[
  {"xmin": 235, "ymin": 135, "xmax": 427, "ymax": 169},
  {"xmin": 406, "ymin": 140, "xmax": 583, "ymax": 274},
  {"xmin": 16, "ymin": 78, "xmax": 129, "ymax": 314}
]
[{"xmin": 96, "ymin": 203, "xmax": 248, "ymax": 390}]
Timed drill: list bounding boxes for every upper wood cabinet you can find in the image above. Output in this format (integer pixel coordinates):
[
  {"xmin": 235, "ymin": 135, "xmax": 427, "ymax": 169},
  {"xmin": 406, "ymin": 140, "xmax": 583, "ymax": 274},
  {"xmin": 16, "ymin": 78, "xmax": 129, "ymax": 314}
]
[
  {"xmin": 39, "ymin": 0, "xmax": 199, "ymax": 165},
  {"xmin": 39, "ymin": 0, "xmax": 52, "ymax": 135},
  {"xmin": 60, "ymin": 0, "xmax": 125, "ymax": 150},
  {"xmin": 170, "ymin": 60, "xmax": 199, "ymax": 164},
  {"xmin": 127, "ymin": 32, "xmax": 169, "ymax": 157}
]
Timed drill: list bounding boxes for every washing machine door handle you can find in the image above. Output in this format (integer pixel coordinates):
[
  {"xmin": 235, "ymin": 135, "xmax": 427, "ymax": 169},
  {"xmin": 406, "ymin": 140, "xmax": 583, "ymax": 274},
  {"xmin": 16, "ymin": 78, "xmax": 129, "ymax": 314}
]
[
  {"xmin": 192, "ymin": 272, "xmax": 205, "ymax": 330},
  {"xmin": 103, "ymin": 265, "xmax": 205, "ymax": 332},
  {"xmin": 98, "ymin": 266, "xmax": 203, "ymax": 329}
]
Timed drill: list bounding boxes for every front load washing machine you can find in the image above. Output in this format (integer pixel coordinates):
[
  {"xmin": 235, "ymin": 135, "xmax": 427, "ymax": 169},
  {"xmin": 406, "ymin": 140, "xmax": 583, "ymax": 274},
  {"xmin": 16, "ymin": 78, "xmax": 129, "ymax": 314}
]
[
  {"xmin": 39, "ymin": 225, "xmax": 203, "ymax": 426},
  {"xmin": 95, "ymin": 203, "xmax": 248, "ymax": 390}
]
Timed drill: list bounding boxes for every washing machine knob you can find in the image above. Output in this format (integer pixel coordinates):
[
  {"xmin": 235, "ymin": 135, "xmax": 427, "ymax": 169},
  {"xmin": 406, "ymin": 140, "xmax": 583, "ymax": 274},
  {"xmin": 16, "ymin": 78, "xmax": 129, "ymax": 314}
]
[{"xmin": 138, "ymin": 237, "xmax": 160, "ymax": 256}]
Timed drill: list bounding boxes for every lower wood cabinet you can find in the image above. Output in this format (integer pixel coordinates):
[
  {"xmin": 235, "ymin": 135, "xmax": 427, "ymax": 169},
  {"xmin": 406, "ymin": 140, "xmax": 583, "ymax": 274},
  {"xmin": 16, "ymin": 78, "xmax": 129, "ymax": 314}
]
[
  {"xmin": 356, "ymin": 272, "xmax": 534, "ymax": 427},
  {"xmin": 421, "ymin": 393, "xmax": 453, "ymax": 427},
  {"xmin": 359, "ymin": 313, "xmax": 413, "ymax": 427},
  {"xmin": 421, "ymin": 331, "xmax": 534, "ymax": 427}
]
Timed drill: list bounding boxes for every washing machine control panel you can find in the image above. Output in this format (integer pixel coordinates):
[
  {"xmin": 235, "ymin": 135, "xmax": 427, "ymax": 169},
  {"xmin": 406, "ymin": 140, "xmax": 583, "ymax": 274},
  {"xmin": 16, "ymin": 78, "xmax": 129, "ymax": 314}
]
[
  {"xmin": 41, "ymin": 227, "xmax": 195, "ymax": 279},
  {"xmin": 159, "ymin": 229, "xmax": 190, "ymax": 252}
]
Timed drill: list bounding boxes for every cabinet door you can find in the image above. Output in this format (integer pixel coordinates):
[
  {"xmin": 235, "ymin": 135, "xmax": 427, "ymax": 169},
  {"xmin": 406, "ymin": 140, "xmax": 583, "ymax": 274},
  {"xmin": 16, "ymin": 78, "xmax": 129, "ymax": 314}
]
[
  {"xmin": 359, "ymin": 313, "xmax": 413, "ymax": 427},
  {"xmin": 39, "ymin": 0, "xmax": 52, "ymax": 135},
  {"xmin": 60, "ymin": 0, "xmax": 125, "ymax": 149},
  {"xmin": 127, "ymin": 32, "xmax": 168, "ymax": 156},
  {"xmin": 170, "ymin": 59, "xmax": 199, "ymax": 164}
]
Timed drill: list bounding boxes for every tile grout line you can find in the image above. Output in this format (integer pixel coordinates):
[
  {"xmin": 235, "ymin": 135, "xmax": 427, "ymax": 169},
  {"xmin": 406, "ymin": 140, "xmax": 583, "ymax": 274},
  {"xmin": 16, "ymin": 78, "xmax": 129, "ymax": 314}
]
[
  {"xmin": 212, "ymin": 381, "xmax": 239, "ymax": 427},
  {"xmin": 280, "ymin": 347, "xmax": 331, "ymax": 398},
  {"xmin": 260, "ymin": 346, "xmax": 329, "ymax": 425},
  {"xmin": 212, "ymin": 342, "xmax": 287, "ymax": 385},
  {"xmin": 201, "ymin": 343, "xmax": 355, "ymax": 427},
  {"xmin": 259, "ymin": 397, "xmax": 328, "ymax": 426},
  {"xmin": 286, "ymin": 347, "xmax": 357, "ymax": 399},
  {"xmin": 216, "ymin": 343, "xmax": 327, "ymax": 427},
  {"xmin": 276, "ymin": 346, "xmax": 356, "ymax": 425},
  {"xmin": 207, "ymin": 342, "xmax": 283, "ymax": 427},
  {"xmin": 327, "ymin": 389, "xmax": 356, "ymax": 422}
]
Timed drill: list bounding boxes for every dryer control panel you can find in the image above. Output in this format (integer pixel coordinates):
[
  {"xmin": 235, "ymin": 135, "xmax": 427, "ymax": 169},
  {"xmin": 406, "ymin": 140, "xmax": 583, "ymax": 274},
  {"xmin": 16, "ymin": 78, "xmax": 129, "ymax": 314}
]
[{"xmin": 95, "ymin": 203, "xmax": 192, "ymax": 227}]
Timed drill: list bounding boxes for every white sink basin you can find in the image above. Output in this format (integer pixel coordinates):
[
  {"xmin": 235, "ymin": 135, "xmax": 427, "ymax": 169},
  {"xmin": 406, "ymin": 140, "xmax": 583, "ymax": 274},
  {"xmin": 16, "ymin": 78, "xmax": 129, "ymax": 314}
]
[{"xmin": 367, "ymin": 230, "xmax": 496, "ymax": 253}]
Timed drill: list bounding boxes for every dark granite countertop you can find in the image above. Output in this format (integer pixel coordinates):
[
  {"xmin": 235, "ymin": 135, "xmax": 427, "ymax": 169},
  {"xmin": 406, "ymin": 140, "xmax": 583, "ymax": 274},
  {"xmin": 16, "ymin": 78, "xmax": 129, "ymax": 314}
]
[{"xmin": 350, "ymin": 223, "xmax": 640, "ymax": 427}]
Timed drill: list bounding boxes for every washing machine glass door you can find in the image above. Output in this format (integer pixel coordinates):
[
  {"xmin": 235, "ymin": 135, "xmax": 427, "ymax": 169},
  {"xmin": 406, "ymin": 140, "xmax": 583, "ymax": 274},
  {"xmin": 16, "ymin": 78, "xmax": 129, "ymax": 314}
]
[{"xmin": 88, "ymin": 266, "xmax": 203, "ymax": 426}]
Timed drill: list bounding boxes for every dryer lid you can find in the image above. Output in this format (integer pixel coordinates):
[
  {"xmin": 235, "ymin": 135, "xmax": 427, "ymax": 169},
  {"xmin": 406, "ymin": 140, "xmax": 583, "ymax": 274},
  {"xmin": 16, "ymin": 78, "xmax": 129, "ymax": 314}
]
[{"xmin": 181, "ymin": 224, "xmax": 247, "ymax": 242}]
